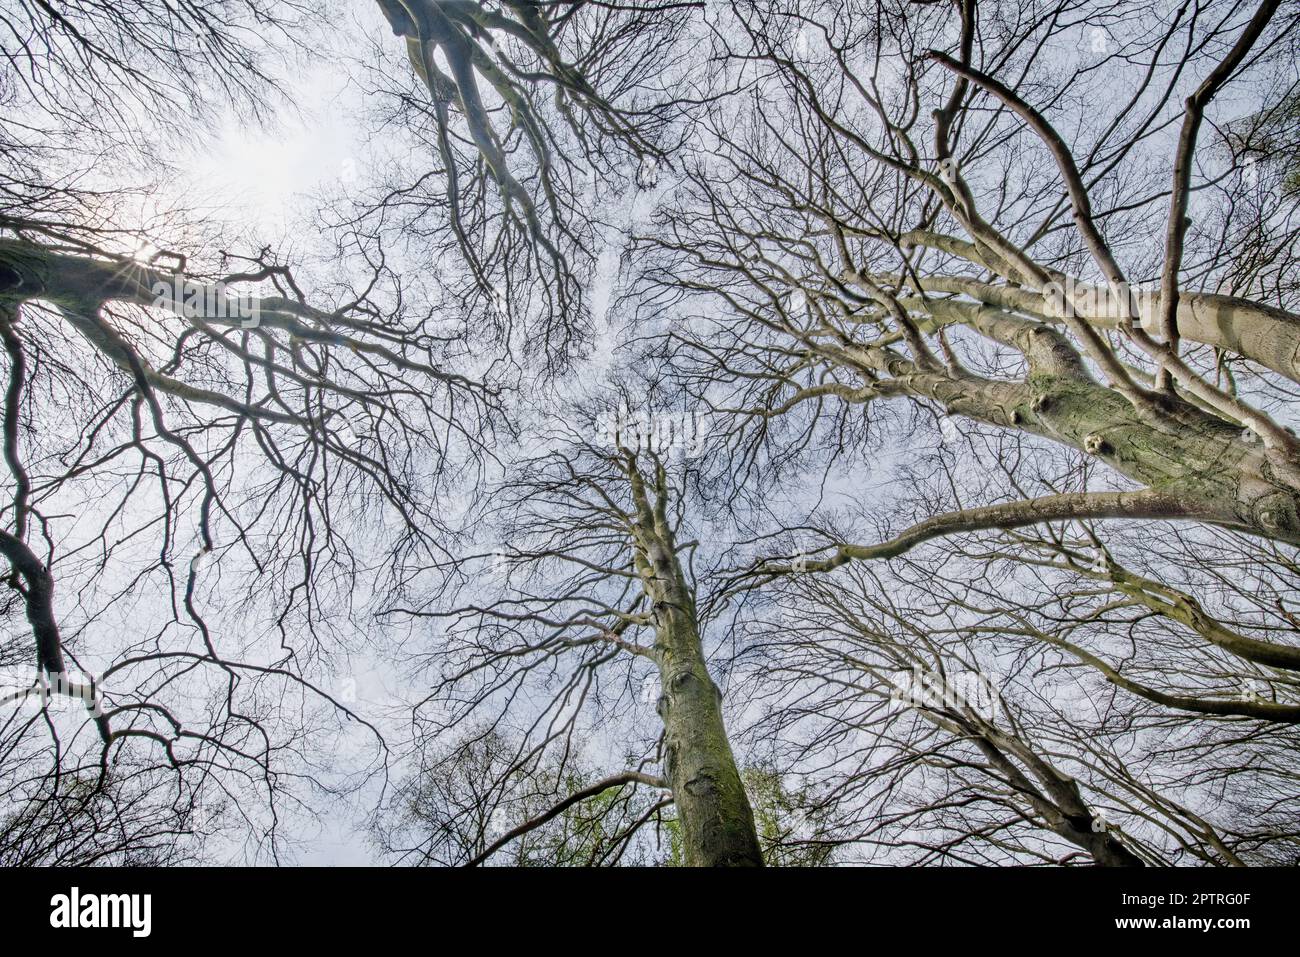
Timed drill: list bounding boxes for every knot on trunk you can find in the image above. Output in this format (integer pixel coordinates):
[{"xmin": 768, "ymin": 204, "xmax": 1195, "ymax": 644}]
[
  {"xmin": 0, "ymin": 264, "xmax": 25, "ymax": 296},
  {"xmin": 1085, "ymin": 432, "xmax": 1112, "ymax": 456},
  {"xmin": 1251, "ymin": 491, "xmax": 1299, "ymax": 537},
  {"xmin": 684, "ymin": 771, "xmax": 719, "ymax": 797}
]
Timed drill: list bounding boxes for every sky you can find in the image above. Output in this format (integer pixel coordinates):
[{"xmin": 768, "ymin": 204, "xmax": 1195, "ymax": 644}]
[
  {"xmin": 155, "ymin": 6, "xmax": 657, "ymax": 865},
  {"xmin": 6, "ymin": 0, "xmax": 1295, "ymax": 869},
  {"xmin": 178, "ymin": 58, "xmax": 366, "ymax": 241}
]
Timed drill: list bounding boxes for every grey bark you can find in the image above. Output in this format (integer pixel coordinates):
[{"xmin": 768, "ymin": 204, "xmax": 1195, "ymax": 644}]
[{"xmin": 627, "ymin": 460, "xmax": 764, "ymax": 867}]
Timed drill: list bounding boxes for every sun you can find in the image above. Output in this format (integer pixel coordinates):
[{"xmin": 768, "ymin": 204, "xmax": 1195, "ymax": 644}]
[{"xmin": 131, "ymin": 242, "xmax": 159, "ymax": 264}]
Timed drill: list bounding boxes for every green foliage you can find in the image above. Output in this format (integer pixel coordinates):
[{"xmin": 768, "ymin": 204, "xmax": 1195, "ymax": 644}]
[
  {"xmin": 379, "ymin": 729, "xmax": 675, "ymax": 866},
  {"xmin": 742, "ymin": 767, "xmax": 836, "ymax": 867},
  {"xmin": 382, "ymin": 724, "xmax": 840, "ymax": 866},
  {"xmin": 652, "ymin": 767, "xmax": 836, "ymax": 867}
]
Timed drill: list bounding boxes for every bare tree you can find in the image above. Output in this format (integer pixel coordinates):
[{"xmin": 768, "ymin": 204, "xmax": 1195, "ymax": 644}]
[
  {"xmin": 638, "ymin": 0, "xmax": 1300, "ymax": 552},
  {"xmin": 6, "ymin": 0, "xmax": 1300, "ymax": 870},
  {"xmin": 380, "ymin": 1, "xmax": 1300, "ymax": 867},
  {"xmin": 0, "ymin": 0, "xmax": 498, "ymax": 861},
  {"xmin": 357, "ymin": 0, "xmax": 695, "ymax": 370},
  {"xmin": 723, "ymin": 525, "xmax": 1299, "ymax": 864},
  {"xmin": 384, "ymin": 399, "xmax": 764, "ymax": 866}
]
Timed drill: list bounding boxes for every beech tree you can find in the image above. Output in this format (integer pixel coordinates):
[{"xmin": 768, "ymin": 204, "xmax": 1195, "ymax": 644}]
[
  {"xmin": 3, "ymin": 0, "xmax": 1300, "ymax": 868},
  {"xmin": 384, "ymin": 407, "xmax": 764, "ymax": 866},
  {"xmin": 0, "ymin": 0, "xmax": 493, "ymax": 861},
  {"xmin": 624, "ymin": 0, "xmax": 1300, "ymax": 866},
  {"xmin": 724, "ymin": 515, "xmax": 1300, "ymax": 864},
  {"xmin": 640, "ymin": 0, "xmax": 1300, "ymax": 558},
  {"xmin": 359, "ymin": 0, "xmax": 692, "ymax": 369}
]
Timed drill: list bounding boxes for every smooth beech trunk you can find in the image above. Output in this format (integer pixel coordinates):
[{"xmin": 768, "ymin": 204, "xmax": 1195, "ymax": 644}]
[
  {"xmin": 842, "ymin": 305, "xmax": 1300, "ymax": 546},
  {"xmin": 629, "ymin": 460, "xmax": 764, "ymax": 867},
  {"xmin": 653, "ymin": 593, "xmax": 763, "ymax": 867}
]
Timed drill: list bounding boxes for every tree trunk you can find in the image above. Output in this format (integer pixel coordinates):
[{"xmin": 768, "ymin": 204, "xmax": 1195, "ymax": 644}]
[
  {"xmin": 855, "ymin": 326, "xmax": 1300, "ymax": 544},
  {"xmin": 628, "ymin": 459, "xmax": 764, "ymax": 867},
  {"xmin": 654, "ymin": 606, "xmax": 764, "ymax": 867}
]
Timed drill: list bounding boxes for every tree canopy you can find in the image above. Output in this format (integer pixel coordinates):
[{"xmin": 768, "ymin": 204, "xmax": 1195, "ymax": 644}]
[{"xmin": 1, "ymin": 0, "xmax": 1298, "ymax": 867}]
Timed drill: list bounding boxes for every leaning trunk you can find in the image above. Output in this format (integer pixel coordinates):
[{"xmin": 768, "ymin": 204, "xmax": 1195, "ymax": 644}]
[
  {"xmin": 629, "ymin": 461, "xmax": 764, "ymax": 866},
  {"xmin": 654, "ymin": 603, "xmax": 764, "ymax": 867}
]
